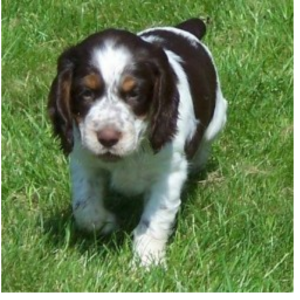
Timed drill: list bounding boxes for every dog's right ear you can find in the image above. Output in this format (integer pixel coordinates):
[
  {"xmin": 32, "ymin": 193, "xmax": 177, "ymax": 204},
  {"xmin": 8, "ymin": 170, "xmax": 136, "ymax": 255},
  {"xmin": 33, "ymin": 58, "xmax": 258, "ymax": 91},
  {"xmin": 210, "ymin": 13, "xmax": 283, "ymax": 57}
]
[{"xmin": 48, "ymin": 48, "xmax": 76, "ymax": 155}]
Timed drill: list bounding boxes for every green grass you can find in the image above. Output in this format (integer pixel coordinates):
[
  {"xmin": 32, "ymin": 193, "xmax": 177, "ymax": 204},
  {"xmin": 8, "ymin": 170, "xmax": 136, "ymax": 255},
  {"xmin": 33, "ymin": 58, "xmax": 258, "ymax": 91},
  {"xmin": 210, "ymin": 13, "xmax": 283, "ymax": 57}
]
[{"xmin": 2, "ymin": 0, "xmax": 293, "ymax": 292}]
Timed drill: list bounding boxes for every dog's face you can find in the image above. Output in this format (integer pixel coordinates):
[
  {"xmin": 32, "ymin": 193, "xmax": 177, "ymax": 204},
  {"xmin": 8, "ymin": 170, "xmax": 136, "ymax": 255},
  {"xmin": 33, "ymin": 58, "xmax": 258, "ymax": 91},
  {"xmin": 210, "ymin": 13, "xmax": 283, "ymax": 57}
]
[{"xmin": 48, "ymin": 29, "xmax": 179, "ymax": 159}]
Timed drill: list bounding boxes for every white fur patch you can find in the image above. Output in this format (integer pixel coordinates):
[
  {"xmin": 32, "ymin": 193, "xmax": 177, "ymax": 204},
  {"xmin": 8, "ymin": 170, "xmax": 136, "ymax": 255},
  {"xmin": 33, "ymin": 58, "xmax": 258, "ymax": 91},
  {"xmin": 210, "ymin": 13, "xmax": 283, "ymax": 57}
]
[
  {"xmin": 92, "ymin": 41, "xmax": 132, "ymax": 86},
  {"xmin": 139, "ymin": 26, "xmax": 201, "ymax": 47}
]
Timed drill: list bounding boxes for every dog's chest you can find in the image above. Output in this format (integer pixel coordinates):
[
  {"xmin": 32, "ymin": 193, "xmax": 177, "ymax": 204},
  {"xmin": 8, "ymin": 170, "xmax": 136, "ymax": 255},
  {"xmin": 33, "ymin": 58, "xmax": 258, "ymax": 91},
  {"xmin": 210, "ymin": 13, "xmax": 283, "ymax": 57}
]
[{"xmin": 106, "ymin": 152, "xmax": 169, "ymax": 196}]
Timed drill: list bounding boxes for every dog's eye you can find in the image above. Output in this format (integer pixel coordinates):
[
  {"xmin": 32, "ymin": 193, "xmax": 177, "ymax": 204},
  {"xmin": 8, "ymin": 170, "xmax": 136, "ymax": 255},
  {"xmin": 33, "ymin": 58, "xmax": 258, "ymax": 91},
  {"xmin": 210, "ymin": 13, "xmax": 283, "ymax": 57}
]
[
  {"xmin": 81, "ymin": 89, "xmax": 94, "ymax": 100},
  {"xmin": 126, "ymin": 90, "xmax": 139, "ymax": 101}
]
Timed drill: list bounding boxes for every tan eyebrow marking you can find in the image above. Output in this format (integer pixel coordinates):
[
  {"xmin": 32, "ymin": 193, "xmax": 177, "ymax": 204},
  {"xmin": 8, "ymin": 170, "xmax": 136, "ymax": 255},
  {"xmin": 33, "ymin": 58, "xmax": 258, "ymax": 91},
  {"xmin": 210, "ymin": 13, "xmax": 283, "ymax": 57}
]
[
  {"xmin": 82, "ymin": 73, "xmax": 102, "ymax": 90},
  {"xmin": 121, "ymin": 76, "xmax": 137, "ymax": 93}
]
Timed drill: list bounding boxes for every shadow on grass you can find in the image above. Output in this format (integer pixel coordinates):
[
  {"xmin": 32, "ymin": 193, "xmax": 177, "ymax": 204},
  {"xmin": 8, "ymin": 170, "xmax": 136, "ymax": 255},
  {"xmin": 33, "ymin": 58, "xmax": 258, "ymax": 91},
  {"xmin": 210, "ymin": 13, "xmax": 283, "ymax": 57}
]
[
  {"xmin": 42, "ymin": 159, "xmax": 218, "ymax": 257},
  {"xmin": 41, "ymin": 194, "xmax": 143, "ymax": 257}
]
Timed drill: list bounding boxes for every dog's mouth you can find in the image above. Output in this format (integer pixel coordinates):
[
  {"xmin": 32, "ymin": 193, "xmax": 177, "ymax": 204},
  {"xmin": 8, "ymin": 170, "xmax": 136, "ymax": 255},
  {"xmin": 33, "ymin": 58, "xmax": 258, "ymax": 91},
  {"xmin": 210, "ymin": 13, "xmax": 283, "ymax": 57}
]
[{"xmin": 96, "ymin": 152, "xmax": 121, "ymax": 162}]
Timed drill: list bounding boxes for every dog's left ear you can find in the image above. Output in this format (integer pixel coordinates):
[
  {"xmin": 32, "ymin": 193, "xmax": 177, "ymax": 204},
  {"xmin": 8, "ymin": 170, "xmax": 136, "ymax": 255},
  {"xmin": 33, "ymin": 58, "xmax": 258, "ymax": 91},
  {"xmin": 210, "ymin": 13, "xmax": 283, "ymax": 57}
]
[{"xmin": 149, "ymin": 48, "xmax": 179, "ymax": 152}]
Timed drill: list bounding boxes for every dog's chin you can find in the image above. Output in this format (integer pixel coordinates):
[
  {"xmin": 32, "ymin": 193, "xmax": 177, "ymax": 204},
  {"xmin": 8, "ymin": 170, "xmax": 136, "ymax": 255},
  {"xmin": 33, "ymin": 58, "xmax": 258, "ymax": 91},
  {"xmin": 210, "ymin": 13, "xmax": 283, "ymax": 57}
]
[
  {"xmin": 96, "ymin": 152, "xmax": 122, "ymax": 162},
  {"xmin": 85, "ymin": 142, "xmax": 139, "ymax": 162}
]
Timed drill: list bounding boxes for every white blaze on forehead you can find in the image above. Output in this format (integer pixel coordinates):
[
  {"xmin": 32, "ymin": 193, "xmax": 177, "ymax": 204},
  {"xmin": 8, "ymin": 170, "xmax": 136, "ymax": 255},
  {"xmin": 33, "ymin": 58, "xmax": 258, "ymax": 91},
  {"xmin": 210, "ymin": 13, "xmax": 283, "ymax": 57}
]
[{"xmin": 92, "ymin": 41, "xmax": 132, "ymax": 85}]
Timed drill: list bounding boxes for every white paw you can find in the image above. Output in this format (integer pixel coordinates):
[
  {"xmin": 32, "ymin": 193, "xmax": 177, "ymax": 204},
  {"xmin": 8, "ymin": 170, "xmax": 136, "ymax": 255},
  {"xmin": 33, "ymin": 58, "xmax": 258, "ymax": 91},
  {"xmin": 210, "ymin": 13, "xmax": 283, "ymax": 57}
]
[
  {"xmin": 133, "ymin": 230, "xmax": 167, "ymax": 268},
  {"xmin": 73, "ymin": 200, "xmax": 118, "ymax": 234}
]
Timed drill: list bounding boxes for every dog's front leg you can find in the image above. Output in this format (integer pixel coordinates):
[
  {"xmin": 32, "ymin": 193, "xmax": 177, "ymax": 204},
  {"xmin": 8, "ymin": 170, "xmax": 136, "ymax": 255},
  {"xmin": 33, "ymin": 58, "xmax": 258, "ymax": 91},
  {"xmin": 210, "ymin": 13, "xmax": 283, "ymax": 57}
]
[
  {"xmin": 133, "ymin": 157, "xmax": 188, "ymax": 267},
  {"xmin": 70, "ymin": 159, "xmax": 117, "ymax": 234}
]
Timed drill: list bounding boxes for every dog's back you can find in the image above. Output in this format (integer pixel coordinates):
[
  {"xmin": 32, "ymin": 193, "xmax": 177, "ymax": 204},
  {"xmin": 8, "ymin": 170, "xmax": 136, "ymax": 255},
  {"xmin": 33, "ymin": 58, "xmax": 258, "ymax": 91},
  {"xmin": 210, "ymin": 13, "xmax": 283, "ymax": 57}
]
[{"xmin": 139, "ymin": 19, "xmax": 226, "ymax": 163}]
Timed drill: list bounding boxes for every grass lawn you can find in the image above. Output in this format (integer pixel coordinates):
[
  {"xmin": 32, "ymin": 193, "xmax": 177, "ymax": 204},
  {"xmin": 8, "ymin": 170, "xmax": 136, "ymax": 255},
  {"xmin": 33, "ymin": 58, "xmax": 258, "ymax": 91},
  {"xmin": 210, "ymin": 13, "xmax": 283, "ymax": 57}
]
[{"xmin": 1, "ymin": 0, "xmax": 293, "ymax": 292}]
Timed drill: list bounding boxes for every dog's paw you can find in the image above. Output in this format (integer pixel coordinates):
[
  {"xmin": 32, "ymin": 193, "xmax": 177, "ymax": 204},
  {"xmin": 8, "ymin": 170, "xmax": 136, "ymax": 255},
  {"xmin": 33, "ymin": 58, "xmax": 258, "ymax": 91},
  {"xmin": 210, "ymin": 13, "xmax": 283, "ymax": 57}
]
[
  {"xmin": 73, "ymin": 201, "xmax": 118, "ymax": 235},
  {"xmin": 133, "ymin": 231, "xmax": 167, "ymax": 269}
]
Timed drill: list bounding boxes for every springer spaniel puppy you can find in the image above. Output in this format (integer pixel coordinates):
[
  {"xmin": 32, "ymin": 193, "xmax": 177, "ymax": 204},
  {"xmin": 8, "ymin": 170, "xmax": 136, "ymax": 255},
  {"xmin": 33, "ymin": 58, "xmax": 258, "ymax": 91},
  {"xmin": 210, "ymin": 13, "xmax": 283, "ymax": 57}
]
[{"xmin": 48, "ymin": 18, "xmax": 227, "ymax": 267}]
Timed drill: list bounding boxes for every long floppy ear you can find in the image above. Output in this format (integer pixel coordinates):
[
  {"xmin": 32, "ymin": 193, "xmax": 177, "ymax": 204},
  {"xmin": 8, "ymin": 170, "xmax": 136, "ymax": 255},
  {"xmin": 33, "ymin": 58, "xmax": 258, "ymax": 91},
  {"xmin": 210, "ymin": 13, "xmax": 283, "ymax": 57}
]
[
  {"xmin": 47, "ymin": 49, "xmax": 75, "ymax": 155},
  {"xmin": 149, "ymin": 48, "xmax": 179, "ymax": 152}
]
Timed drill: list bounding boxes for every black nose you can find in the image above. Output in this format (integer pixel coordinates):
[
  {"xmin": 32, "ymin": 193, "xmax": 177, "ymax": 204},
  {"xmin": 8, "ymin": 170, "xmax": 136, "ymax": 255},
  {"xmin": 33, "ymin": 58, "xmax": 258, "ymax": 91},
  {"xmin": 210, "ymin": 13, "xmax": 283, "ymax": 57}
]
[{"xmin": 97, "ymin": 128, "xmax": 121, "ymax": 148}]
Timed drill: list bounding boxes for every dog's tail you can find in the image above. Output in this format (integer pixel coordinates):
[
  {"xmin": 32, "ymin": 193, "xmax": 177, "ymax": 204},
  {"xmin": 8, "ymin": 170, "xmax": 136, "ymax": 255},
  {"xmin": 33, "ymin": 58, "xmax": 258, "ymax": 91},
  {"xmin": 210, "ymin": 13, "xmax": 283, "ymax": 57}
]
[{"xmin": 175, "ymin": 18, "xmax": 207, "ymax": 40}]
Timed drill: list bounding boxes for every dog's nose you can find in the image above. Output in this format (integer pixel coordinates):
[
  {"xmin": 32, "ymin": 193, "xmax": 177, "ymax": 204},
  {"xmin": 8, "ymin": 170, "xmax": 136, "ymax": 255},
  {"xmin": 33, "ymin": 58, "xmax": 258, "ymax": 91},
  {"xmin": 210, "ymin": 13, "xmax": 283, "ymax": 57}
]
[{"xmin": 97, "ymin": 128, "xmax": 121, "ymax": 148}]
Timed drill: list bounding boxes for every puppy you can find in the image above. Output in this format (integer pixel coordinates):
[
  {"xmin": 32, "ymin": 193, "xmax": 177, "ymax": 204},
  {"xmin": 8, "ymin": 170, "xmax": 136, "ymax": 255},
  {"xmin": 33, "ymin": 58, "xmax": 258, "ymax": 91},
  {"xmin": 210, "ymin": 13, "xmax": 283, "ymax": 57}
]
[{"xmin": 48, "ymin": 18, "xmax": 227, "ymax": 267}]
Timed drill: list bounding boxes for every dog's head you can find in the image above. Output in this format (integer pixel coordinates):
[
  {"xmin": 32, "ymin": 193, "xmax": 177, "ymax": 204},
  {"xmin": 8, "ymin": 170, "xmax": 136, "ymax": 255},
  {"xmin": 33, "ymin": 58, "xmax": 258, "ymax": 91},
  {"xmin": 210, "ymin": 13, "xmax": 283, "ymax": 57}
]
[{"xmin": 48, "ymin": 29, "xmax": 178, "ymax": 160}]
